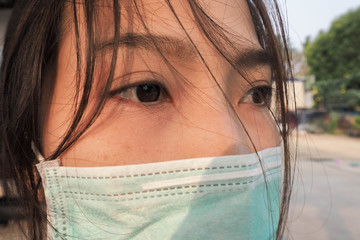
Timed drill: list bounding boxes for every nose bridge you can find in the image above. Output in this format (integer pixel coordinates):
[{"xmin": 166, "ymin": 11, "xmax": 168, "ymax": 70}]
[
  {"xmin": 216, "ymin": 108, "xmax": 253, "ymax": 155},
  {"xmin": 181, "ymin": 88, "xmax": 253, "ymax": 156},
  {"xmin": 208, "ymin": 102, "xmax": 253, "ymax": 154}
]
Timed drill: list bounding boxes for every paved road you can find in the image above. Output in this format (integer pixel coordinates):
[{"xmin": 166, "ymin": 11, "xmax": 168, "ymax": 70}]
[
  {"xmin": 286, "ymin": 132, "xmax": 360, "ymax": 240},
  {"xmin": 1, "ymin": 132, "xmax": 359, "ymax": 239}
]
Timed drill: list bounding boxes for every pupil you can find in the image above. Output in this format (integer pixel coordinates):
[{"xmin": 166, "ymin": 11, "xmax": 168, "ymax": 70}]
[
  {"xmin": 136, "ymin": 84, "xmax": 161, "ymax": 102},
  {"xmin": 252, "ymin": 87, "xmax": 271, "ymax": 104},
  {"xmin": 252, "ymin": 91, "xmax": 262, "ymax": 104}
]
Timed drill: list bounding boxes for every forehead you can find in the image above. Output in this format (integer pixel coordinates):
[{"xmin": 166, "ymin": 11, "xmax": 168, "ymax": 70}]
[{"xmin": 80, "ymin": 0, "xmax": 260, "ymax": 48}]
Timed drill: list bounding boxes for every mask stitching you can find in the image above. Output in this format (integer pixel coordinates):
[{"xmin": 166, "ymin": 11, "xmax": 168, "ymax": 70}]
[
  {"xmin": 62, "ymin": 184, "xmax": 260, "ymax": 202},
  {"xmin": 59, "ymin": 177, "xmax": 266, "ymax": 201},
  {"xmin": 57, "ymin": 162, "xmax": 265, "ymax": 179}
]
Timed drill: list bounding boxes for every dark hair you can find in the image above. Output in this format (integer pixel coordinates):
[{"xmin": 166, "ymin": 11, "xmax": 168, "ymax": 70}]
[{"xmin": 0, "ymin": 0, "xmax": 292, "ymax": 239}]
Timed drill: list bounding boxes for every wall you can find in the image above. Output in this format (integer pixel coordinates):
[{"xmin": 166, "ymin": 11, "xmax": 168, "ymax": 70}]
[{"xmin": 287, "ymin": 79, "xmax": 314, "ymax": 111}]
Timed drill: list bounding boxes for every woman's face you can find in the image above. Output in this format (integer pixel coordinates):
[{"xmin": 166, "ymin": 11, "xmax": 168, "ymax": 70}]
[{"xmin": 42, "ymin": 0, "xmax": 280, "ymax": 166}]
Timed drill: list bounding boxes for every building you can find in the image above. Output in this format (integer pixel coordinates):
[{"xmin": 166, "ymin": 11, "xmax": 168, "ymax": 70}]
[{"xmin": 287, "ymin": 78, "xmax": 314, "ymax": 111}]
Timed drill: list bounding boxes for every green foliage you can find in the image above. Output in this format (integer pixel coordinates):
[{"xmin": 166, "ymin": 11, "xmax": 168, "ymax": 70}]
[
  {"xmin": 354, "ymin": 115, "xmax": 360, "ymax": 130},
  {"xmin": 312, "ymin": 73, "xmax": 360, "ymax": 111},
  {"xmin": 325, "ymin": 112, "xmax": 339, "ymax": 134},
  {"xmin": 305, "ymin": 7, "xmax": 360, "ymax": 80},
  {"xmin": 305, "ymin": 7, "xmax": 360, "ymax": 111},
  {"xmin": 312, "ymin": 112, "xmax": 339, "ymax": 134}
]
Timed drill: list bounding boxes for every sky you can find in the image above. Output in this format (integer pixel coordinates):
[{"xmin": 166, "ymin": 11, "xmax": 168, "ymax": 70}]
[{"xmin": 282, "ymin": 0, "xmax": 360, "ymax": 50}]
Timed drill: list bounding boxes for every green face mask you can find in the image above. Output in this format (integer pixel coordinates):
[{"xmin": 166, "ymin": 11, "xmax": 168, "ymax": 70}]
[{"xmin": 35, "ymin": 146, "xmax": 282, "ymax": 240}]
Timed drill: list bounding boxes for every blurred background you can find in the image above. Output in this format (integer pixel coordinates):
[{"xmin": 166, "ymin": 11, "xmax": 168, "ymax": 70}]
[
  {"xmin": 282, "ymin": 1, "xmax": 360, "ymax": 239},
  {"xmin": 0, "ymin": 0, "xmax": 359, "ymax": 239}
]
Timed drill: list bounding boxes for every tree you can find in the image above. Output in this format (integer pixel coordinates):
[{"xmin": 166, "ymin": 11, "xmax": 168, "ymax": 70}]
[
  {"xmin": 305, "ymin": 7, "xmax": 360, "ymax": 80},
  {"xmin": 305, "ymin": 7, "xmax": 360, "ymax": 111},
  {"xmin": 312, "ymin": 73, "xmax": 360, "ymax": 111}
]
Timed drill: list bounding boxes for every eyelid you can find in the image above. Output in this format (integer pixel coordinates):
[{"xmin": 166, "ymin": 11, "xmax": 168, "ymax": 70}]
[
  {"xmin": 110, "ymin": 71, "xmax": 167, "ymax": 87},
  {"xmin": 108, "ymin": 70, "xmax": 170, "ymax": 96},
  {"xmin": 108, "ymin": 79, "xmax": 167, "ymax": 98},
  {"xmin": 241, "ymin": 79, "xmax": 271, "ymax": 91}
]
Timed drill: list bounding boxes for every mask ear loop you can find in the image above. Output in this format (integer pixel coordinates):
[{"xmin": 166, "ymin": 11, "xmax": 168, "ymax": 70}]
[{"xmin": 31, "ymin": 141, "xmax": 45, "ymax": 163}]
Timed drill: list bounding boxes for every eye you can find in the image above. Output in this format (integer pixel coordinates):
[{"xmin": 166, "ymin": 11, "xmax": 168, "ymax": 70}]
[
  {"xmin": 110, "ymin": 82, "xmax": 170, "ymax": 104},
  {"xmin": 239, "ymin": 85, "xmax": 273, "ymax": 106}
]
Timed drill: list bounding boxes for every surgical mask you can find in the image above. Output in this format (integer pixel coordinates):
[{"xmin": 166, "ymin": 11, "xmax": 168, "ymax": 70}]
[{"xmin": 35, "ymin": 145, "xmax": 282, "ymax": 240}]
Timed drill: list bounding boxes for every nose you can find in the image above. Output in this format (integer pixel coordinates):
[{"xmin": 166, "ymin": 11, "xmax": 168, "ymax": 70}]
[
  {"xmin": 174, "ymin": 94, "xmax": 254, "ymax": 158},
  {"xmin": 171, "ymin": 83, "xmax": 279, "ymax": 159}
]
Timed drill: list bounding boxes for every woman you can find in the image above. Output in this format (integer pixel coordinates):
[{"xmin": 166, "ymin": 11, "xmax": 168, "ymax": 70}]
[{"xmin": 0, "ymin": 0, "xmax": 292, "ymax": 239}]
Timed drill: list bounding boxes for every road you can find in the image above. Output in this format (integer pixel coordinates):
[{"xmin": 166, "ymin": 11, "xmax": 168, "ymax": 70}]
[
  {"xmin": 286, "ymin": 132, "xmax": 360, "ymax": 240},
  {"xmin": 0, "ymin": 132, "xmax": 359, "ymax": 239}
]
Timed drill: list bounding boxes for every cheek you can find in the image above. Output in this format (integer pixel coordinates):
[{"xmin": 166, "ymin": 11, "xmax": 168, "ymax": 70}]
[
  {"xmin": 237, "ymin": 106, "xmax": 280, "ymax": 149},
  {"xmin": 59, "ymin": 101, "xmax": 279, "ymax": 167},
  {"xmin": 59, "ymin": 103, "xmax": 179, "ymax": 166}
]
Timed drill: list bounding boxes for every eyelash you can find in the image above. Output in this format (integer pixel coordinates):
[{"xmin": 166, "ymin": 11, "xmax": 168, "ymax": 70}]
[
  {"xmin": 108, "ymin": 81, "xmax": 170, "ymax": 105},
  {"xmin": 109, "ymin": 81, "xmax": 272, "ymax": 107}
]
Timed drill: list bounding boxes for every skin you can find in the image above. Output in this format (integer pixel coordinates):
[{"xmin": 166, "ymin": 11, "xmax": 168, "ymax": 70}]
[{"xmin": 42, "ymin": 0, "xmax": 280, "ymax": 167}]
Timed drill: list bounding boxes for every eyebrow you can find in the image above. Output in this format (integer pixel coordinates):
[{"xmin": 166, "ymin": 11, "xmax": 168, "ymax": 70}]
[
  {"xmin": 233, "ymin": 48, "xmax": 273, "ymax": 69},
  {"xmin": 96, "ymin": 33, "xmax": 273, "ymax": 69},
  {"xmin": 95, "ymin": 33, "xmax": 197, "ymax": 61}
]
